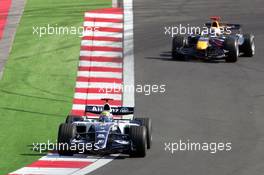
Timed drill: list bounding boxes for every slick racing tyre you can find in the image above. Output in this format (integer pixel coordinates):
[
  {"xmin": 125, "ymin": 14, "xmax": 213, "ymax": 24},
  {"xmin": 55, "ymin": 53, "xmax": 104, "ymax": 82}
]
[
  {"xmin": 224, "ymin": 37, "xmax": 239, "ymax": 62},
  {"xmin": 172, "ymin": 35, "xmax": 186, "ymax": 60},
  {"xmin": 57, "ymin": 123, "xmax": 75, "ymax": 156},
  {"xmin": 241, "ymin": 33, "xmax": 255, "ymax": 57},
  {"xmin": 65, "ymin": 115, "xmax": 83, "ymax": 123},
  {"xmin": 129, "ymin": 126, "xmax": 147, "ymax": 157},
  {"xmin": 135, "ymin": 118, "xmax": 152, "ymax": 149}
]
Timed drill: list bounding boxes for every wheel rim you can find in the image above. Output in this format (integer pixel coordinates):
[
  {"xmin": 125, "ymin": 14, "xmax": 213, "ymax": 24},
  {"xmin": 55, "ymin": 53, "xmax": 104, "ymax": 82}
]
[
  {"xmin": 236, "ymin": 42, "xmax": 239, "ymax": 57},
  {"xmin": 251, "ymin": 40, "xmax": 255, "ymax": 55}
]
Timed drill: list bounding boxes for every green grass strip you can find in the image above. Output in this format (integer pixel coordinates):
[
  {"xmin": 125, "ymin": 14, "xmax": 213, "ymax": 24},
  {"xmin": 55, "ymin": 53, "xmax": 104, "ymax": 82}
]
[{"xmin": 0, "ymin": 0, "xmax": 111, "ymax": 174}]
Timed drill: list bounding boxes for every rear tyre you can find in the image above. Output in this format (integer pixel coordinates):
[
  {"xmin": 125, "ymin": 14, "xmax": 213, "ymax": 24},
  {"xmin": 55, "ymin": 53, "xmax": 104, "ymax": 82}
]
[
  {"xmin": 224, "ymin": 37, "xmax": 239, "ymax": 62},
  {"xmin": 129, "ymin": 126, "xmax": 147, "ymax": 157},
  {"xmin": 172, "ymin": 35, "xmax": 186, "ymax": 60},
  {"xmin": 57, "ymin": 123, "xmax": 75, "ymax": 156},
  {"xmin": 135, "ymin": 118, "xmax": 152, "ymax": 149},
  {"xmin": 241, "ymin": 33, "xmax": 255, "ymax": 57},
  {"xmin": 65, "ymin": 115, "xmax": 83, "ymax": 123}
]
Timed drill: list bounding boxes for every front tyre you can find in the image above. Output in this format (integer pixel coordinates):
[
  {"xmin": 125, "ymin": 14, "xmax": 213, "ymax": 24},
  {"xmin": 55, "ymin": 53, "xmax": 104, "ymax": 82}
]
[
  {"xmin": 129, "ymin": 126, "xmax": 147, "ymax": 157},
  {"xmin": 241, "ymin": 33, "xmax": 255, "ymax": 57},
  {"xmin": 172, "ymin": 35, "xmax": 186, "ymax": 60},
  {"xmin": 135, "ymin": 118, "xmax": 152, "ymax": 149},
  {"xmin": 57, "ymin": 123, "xmax": 75, "ymax": 156},
  {"xmin": 224, "ymin": 37, "xmax": 239, "ymax": 62}
]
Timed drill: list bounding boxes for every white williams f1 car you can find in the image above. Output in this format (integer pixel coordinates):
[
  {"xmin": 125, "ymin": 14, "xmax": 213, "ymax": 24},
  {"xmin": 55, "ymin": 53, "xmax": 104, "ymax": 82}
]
[{"xmin": 57, "ymin": 99, "xmax": 152, "ymax": 157}]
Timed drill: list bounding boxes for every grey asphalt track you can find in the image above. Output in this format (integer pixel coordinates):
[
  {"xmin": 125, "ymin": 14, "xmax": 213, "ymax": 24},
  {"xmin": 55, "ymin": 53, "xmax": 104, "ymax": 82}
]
[
  {"xmin": 90, "ymin": 0, "xmax": 264, "ymax": 175},
  {"xmin": 0, "ymin": 0, "xmax": 25, "ymax": 79}
]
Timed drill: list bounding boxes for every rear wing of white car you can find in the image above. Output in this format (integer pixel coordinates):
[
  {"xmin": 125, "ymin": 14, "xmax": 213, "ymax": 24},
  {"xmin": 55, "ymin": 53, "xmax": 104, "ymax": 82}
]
[{"xmin": 85, "ymin": 105, "xmax": 134, "ymax": 115}]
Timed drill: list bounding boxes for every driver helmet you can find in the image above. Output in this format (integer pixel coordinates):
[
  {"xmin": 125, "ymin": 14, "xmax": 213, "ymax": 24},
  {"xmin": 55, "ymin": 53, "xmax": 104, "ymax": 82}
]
[
  {"xmin": 99, "ymin": 110, "xmax": 113, "ymax": 122},
  {"xmin": 210, "ymin": 27, "xmax": 221, "ymax": 36}
]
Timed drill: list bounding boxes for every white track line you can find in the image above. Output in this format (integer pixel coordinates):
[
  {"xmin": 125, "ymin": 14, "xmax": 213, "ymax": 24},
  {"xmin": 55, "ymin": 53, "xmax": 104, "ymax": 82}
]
[
  {"xmin": 10, "ymin": 167, "xmax": 79, "ymax": 175},
  {"xmin": 41, "ymin": 153, "xmax": 103, "ymax": 162},
  {"xmin": 40, "ymin": 155, "xmax": 97, "ymax": 162},
  {"xmin": 71, "ymin": 154, "xmax": 120, "ymax": 175},
  {"xmin": 85, "ymin": 13, "xmax": 123, "ymax": 19},
  {"xmin": 123, "ymin": 0, "xmax": 135, "ymax": 108}
]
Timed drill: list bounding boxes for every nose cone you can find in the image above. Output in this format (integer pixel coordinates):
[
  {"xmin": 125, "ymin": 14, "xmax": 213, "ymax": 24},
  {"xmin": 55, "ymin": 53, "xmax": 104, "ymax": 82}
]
[
  {"xmin": 94, "ymin": 123, "xmax": 112, "ymax": 150},
  {"xmin": 197, "ymin": 41, "xmax": 209, "ymax": 50},
  {"xmin": 95, "ymin": 132, "xmax": 108, "ymax": 149}
]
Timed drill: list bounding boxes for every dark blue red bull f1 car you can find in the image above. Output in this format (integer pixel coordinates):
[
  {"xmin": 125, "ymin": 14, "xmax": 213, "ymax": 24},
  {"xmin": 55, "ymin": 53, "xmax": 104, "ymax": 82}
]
[{"xmin": 172, "ymin": 17, "xmax": 255, "ymax": 62}]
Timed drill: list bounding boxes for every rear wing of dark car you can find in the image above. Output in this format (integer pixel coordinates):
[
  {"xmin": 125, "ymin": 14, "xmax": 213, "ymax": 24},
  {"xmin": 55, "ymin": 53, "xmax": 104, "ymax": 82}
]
[
  {"xmin": 85, "ymin": 105, "xmax": 134, "ymax": 115},
  {"xmin": 205, "ymin": 22, "xmax": 242, "ymax": 30}
]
